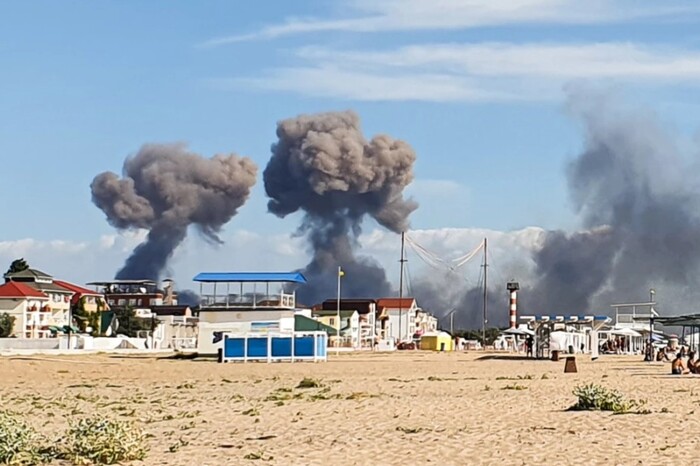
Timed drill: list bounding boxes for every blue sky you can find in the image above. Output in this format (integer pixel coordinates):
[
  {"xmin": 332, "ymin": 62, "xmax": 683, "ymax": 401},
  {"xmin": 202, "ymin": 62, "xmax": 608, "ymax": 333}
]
[{"xmin": 3, "ymin": 1, "xmax": 700, "ymax": 287}]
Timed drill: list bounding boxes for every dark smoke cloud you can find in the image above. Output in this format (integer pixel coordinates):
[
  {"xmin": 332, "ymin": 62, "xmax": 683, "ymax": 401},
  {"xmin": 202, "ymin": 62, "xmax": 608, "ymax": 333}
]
[
  {"xmin": 264, "ymin": 110, "xmax": 417, "ymax": 304},
  {"xmin": 92, "ymin": 143, "xmax": 257, "ymax": 280},
  {"xmin": 177, "ymin": 289, "xmax": 200, "ymax": 307},
  {"xmin": 413, "ymin": 89, "xmax": 700, "ymax": 329},
  {"xmin": 525, "ymin": 90, "xmax": 700, "ymax": 314}
]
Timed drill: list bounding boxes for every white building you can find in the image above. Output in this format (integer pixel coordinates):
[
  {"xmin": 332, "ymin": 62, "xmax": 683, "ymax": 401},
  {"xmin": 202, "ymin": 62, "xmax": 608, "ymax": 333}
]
[
  {"xmin": 415, "ymin": 309, "xmax": 438, "ymax": 335},
  {"xmin": 312, "ymin": 309, "xmax": 360, "ymax": 348},
  {"xmin": 377, "ymin": 298, "xmax": 419, "ymax": 343},
  {"xmin": 0, "ymin": 281, "xmax": 57, "ymax": 338}
]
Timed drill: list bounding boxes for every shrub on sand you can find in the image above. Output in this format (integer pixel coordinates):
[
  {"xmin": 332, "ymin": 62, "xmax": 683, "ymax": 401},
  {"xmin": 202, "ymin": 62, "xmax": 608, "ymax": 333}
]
[
  {"xmin": 569, "ymin": 383, "xmax": 642, "ymax": 414},
  {"xmin": 63, "ymin": 415, "xmax": 148, "ymax": 465},
  {"xmin": 296, "ymin": 377, "xmax": 322, "ymax": 389},
  {"xmin": 0, "ymin": 410, "xmax": 50, "ymax": 465}
]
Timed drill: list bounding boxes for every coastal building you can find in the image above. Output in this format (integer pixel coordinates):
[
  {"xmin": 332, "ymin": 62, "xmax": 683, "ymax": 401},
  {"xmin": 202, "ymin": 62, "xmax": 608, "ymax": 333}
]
[
  {"xmin": 0, "ymin": 281, "xmax": 51, "ymax": 338},
  {"xmin": 318, "ymin": 299, "xmax": 377, "ymax": 348},
  {"xmin": 87, "ymin": 279, "xmax": 174, "ymax": 310},
  {"xmin": 4, "ymin": 268, "xmax": 75, "ymax": 337},
  {"xmin": 415, "ymin": 309, "xmax": 438, "ymax": 336},
  {"xmin": 376, "ymin": 298, "xmax": 419, "ymax": 343},
  {"xmin": 54, "ymin": 280, "xmax": 107, "ymax": 314},
  {"xmin": 312, "ymin": 309, "xmax": 360, "ymax": 348}
]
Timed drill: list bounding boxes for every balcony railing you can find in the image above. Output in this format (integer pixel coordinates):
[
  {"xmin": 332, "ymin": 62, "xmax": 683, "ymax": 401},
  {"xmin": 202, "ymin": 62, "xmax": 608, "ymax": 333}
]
[{"xmin": 199, "ymin": 291, "xmax": 296, "ymax": 309}]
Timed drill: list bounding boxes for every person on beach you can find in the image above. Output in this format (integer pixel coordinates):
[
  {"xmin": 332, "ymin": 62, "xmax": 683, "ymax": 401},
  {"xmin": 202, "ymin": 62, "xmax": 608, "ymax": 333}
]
[
  {"xmin": 656, "ymin": 347, "xmax": 671, "ymax": 362},
  {"xmin": 671, "ymin": 352, "xmax": 688, "ymax": 375},
  {"xmin": 525, "ymin": 336, "xmax": 533, "ymax": 358},
  {"xmin": 687, "ymin": 351, "xmax": 697, "ymax": 374}
]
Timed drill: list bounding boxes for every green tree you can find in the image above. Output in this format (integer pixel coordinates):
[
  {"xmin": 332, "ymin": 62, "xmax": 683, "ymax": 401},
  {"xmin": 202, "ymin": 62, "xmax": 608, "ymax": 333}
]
[
  {"xmin": 114, "ymin": 307, "xmax": 153, "ymax": 338},
  {"xmin": 5, "ymin": 258, "xmax": 29, "ymax": 277},
  {"xmin": 454, "ymin": 327, "xmax": 502, "ymax": 345},
  {"xmin": 0, "ymin": 313, "xmax": 16, "ymax": 338},
  {"xmin": 71, "ymin": 297, "xmax": 100, "ymax": 336}
]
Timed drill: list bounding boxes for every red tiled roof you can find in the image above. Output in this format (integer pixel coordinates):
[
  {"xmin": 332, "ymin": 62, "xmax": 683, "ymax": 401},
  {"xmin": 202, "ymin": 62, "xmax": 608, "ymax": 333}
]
[
  {"xmin": 377, "ymin": 298, "xmax": 416, "ymax": 309},
  {"xmin": 54, "ymin": 280, "xmax": 103, "ymax": 307},
  {"xmin": 0, "ymin": 281, "xmax": 48, "ymax": 299},
  {"xmin": 53, "ymin": 280, "xmax": 102, "ymax": 297}
]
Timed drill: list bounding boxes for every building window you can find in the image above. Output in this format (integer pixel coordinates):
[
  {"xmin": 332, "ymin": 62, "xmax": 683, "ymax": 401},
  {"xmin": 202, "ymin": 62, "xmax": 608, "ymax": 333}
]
[
  {"xmin": 329, "ymin": 318, "xmax": 335, "ymax": 326},
  {"xmin": 118, "ymin": 299, "xmax": 126, "ymax": 306}
]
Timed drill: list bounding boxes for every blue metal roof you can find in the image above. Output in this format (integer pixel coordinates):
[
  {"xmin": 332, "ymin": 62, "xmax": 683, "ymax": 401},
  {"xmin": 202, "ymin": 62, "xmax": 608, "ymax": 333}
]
[{"xmin": 192, "ymin": 272, "xmax": 307, "ymax": 284}]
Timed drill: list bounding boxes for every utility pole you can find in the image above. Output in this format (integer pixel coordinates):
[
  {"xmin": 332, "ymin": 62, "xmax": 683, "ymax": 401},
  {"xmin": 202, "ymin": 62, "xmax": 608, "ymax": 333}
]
[
  {"xmin": 482, "ymin": 238, "xmax": 488, "ymax": 348},
  {"xmin": 649, "ymin": 288, "xmax": 655, "ymax": 362},
  {"xmin": 398, "ymin": 231, "xmax": 406, "ymax": 344}
]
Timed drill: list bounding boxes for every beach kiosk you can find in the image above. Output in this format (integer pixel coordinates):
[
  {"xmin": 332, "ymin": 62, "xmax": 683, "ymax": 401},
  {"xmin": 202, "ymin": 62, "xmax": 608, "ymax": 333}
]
[
  {"xmin": 193, "ymin": 272, "xmax": 333, "ymax": 362},
  {"xmin": 420, "ymin": 331, "xmax": 454, "ymax": 351}
]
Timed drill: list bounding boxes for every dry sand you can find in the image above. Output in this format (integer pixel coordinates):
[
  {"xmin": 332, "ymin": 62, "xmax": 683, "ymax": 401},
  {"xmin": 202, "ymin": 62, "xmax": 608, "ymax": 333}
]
[{"xmin": 1, "ymin": 351, "xmax": 699, "ymax": 466}]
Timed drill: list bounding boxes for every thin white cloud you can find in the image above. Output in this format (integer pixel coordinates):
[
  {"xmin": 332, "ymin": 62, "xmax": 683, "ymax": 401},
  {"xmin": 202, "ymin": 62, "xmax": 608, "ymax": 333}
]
[
  {"xmin": 230, "ymin": 42, "xmax": 700, "ymax": 102},
  {"xmin": 202, "ymin": 0, "xmax": 700, "ymax": 46},
  {"xmin": 222, "ymin": 66, "xmax": 523, "ymax": 102},
  {"xmin": 299, "ymin": 43, "xmax": 700, "ymax": 80},
  {"xmin": 0, "ymin": 227, "xmax": 545, "ymax": 293}
]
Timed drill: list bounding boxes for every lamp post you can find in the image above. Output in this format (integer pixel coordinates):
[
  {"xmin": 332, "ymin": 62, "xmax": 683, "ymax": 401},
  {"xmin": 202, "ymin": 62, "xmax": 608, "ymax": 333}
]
[
  {"xmin": 336, "ymin": 266, "xmax": 343, "ymax": 356},
  {"xmin": 442, "ymin": 309, "xmax": 457, "ymax": 335}
]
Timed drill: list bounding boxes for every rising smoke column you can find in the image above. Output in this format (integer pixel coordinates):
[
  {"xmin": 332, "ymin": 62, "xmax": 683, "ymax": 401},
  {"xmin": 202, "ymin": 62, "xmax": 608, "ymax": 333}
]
[
  {"xmin": 91, "ymin": 143, "xmax": 257, "ymax": 280},
  {"xmin": 414, "ymin": 90, "xmax": 700, "ymax": 329},
  {"xmin": 526, "ymin": 89, "xmax": 700, "ymax": 313},
  {"xmin": 263, "ymin": 111, "xmax": 417, "ymax": 304}
]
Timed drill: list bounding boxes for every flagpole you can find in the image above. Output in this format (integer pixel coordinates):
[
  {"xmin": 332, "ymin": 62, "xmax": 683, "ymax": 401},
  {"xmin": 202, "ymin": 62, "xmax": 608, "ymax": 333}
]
[{"xmin": 337, "ymin": 266, "xmax": 342, "ymax": 356}]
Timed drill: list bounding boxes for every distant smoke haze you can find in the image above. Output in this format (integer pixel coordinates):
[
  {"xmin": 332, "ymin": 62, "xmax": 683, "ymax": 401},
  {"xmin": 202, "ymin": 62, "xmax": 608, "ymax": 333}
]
[
  {"xmin": 414, "ymin": 89, "xmax": 700, "ymax": 329},
  {"xmin": 177, "ymin": 289, "xmax": 200, "ymax": 307},
  {"xmin": 91, "ymin": 143, "xmax": 257, "ymax": 281},
  {"xmin": 525, "ymin": 89, "xmax": 700, "ymax": 315},
  {"xmin": 263, "ymin": 110, "xmax": 417, "ymax": 304}
]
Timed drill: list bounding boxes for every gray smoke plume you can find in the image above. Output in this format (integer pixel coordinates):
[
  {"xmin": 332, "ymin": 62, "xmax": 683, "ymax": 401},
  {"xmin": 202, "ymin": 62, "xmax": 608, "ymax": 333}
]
[
  {"xmin": 526, "ymin": 89, "xmax": 700, "ymax": 314},
  {"xmin": 264, "ymin": 110, "xmax": 417, "ymax": 304},
  {"xmin": 413, "ymin": 89, "xmax": 700, "ymax": 329},
  {"xmin": 92, "ymin": 143, "xmax": 257, "ymax": 280}
]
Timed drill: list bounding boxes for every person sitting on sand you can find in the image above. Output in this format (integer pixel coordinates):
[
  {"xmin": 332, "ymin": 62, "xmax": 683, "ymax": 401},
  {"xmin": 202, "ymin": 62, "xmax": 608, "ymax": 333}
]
[
  {"xmin": 656, "ymin": 347, "xmax": 666, "ymax": 362},
  {"xmin": 687, "ymin": 351, "xmax": 697, "ymax": 374},
  {"xmin": 671, "ymin": 352, "xmax": 688, "ymax": 375}
]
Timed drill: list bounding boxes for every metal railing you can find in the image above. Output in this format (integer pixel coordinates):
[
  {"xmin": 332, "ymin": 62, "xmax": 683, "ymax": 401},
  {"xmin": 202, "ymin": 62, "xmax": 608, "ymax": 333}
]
[{"xmin": 199, "ymin": 291, "xmax": 296, "ymax": 309}]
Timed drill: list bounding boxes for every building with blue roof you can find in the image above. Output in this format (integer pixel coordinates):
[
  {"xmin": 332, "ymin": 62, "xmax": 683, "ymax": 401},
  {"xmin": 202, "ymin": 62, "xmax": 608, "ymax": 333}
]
[
  {"xmin": 193, "ymin": 271, "xmax": 307, "ymax": 311},
  {"xmin": 192, "ymin": 271, "xmax": 315, "ymax": 355}
]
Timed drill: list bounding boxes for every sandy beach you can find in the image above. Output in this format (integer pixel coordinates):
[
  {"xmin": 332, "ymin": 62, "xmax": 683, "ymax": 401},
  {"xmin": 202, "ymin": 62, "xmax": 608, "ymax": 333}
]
[{"xmin": 1, "ymin": 351, "xmax": 698, "ymax": 466}]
